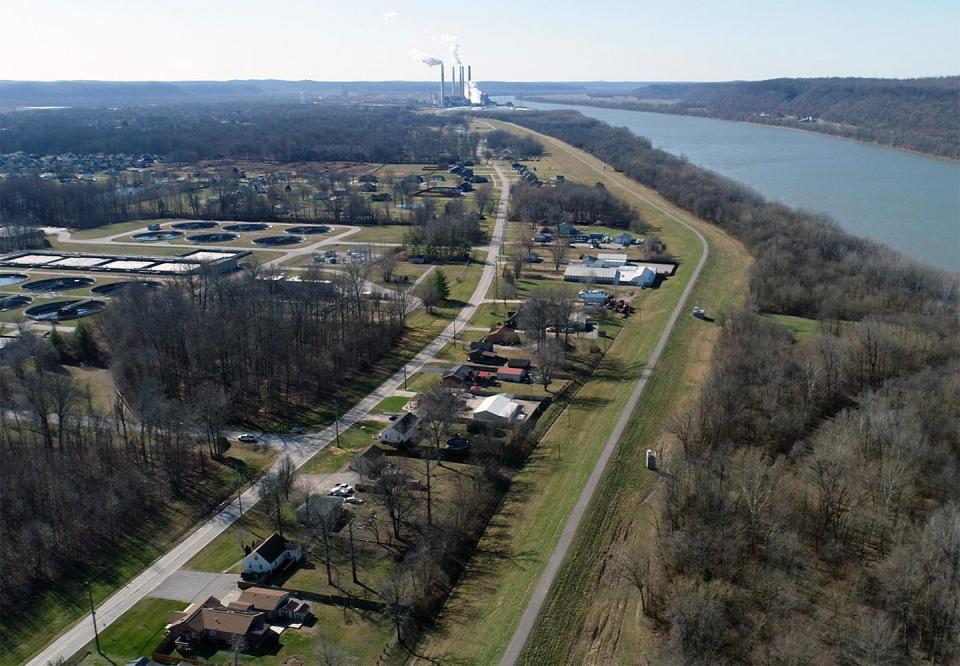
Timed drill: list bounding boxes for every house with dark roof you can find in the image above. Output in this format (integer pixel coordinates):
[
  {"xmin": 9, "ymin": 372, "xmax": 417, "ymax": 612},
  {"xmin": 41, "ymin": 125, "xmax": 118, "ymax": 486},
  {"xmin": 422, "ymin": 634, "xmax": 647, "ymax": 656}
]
[
  {"xmin": 241, "ymin": 533, "xmax": 302, "ymax": 578},
  {"xmin": 379, "ymin": 412, "xmax": 419, "ymax": 445},
  {"xmin": 484, "ymin": 325, "xmax": 521, "ymax": 346},
  {"xmin": 166, "ymin": 596, "xmax": 270, "ymax": 652},
  {"xmin": 468, "ymin": 345, "xmax": 505, "ymax": 365},
  {"xmin": 295, "ymin": 494, "xmax": 343, "ymax": 529},
  {"xmin": 442, "ymin": 363, "xmax": 476, "ymax": 388},
  {"xmin": 350, "ymin": 443, "xmax": 387, "ymax": 478}
]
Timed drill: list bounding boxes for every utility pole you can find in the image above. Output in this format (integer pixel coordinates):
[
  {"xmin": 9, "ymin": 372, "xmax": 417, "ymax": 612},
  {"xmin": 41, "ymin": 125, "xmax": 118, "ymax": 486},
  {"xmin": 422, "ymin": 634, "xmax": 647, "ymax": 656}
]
[
  {"xmin": 348, "ymin": 518, "xmax": 359, "ymax": 584},
  {"xmin": 403, "ymin": 365, "xmax": 407, "ymax": 390},
  {"xmin": 235, "ymin": 467, "xmax": 245, "ymax": 542},
  {"xmin": 87, "ymin": 581, "xmax": 101, "ymax": 655},
  {"xmin": 334, "ymin": 398, "xmax": 341, "ymax": 448}
]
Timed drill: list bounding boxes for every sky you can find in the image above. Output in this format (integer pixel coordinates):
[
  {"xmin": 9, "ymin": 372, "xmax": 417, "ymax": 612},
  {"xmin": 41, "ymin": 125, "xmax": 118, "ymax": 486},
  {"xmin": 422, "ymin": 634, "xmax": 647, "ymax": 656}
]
[{"xmin": 2, "ymin": 0, "xmax": 958, "ymax": 82}]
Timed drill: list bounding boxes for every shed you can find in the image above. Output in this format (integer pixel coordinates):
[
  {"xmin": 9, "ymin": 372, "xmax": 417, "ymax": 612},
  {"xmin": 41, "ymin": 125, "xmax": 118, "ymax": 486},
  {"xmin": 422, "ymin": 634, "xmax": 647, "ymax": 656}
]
[{"xmin": 472, "ymin": 393, "xmax": 523, "ymax": 424}]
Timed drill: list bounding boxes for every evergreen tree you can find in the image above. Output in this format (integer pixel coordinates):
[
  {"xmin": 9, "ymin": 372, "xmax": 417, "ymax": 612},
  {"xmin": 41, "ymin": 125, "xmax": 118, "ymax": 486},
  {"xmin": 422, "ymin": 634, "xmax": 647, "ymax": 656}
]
[
  {"xmin": 73, "ymin": 321, "xmax": 99, "ymax": 364},
  {"xmin": 433, "ymin": 269, "xmax": 450, "ymax": 301}
]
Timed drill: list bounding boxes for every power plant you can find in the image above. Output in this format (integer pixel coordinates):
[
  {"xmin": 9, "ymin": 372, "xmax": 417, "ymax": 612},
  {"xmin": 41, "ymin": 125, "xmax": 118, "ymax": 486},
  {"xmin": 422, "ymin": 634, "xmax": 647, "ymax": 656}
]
[{"xmin": 436, "ymin": 60, "xmax": 487, "ymax": 107}]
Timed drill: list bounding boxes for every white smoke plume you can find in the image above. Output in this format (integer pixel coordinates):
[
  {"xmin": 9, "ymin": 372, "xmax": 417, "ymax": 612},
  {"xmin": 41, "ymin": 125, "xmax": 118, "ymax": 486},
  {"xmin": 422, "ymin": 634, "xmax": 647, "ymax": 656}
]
[
  {"xmin": 409, "ymin": 41, "xmax": 442, "ymax": 67},
  {"xmin": 440, "ymin": 34, "xmax": 461, "ymax": 65},
  {"xmin": 381, "ymin": 10, "xmax": 399, "ymax": 23}
]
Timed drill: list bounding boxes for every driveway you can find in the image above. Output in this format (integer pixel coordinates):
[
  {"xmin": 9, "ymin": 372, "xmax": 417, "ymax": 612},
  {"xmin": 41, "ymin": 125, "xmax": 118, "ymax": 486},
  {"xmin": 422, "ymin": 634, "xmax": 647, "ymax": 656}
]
[{"xmin": 148, "ymin": 571, "xmax": 242, "ymax": 603}]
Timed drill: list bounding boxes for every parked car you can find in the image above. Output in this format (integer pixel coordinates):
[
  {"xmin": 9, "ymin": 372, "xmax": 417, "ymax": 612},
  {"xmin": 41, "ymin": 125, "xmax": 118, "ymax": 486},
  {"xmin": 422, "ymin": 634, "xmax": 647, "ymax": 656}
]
[
  {"xmin": 290, "ymin": 426, "xmax": 305, "ymax": 434},
  {"xmin": 238, "ymin": 433, "xmax": 258, "ymax": 443},
  {"xmin": 344, "ymin": 496, "xmax": 365, "ymax": 505}
]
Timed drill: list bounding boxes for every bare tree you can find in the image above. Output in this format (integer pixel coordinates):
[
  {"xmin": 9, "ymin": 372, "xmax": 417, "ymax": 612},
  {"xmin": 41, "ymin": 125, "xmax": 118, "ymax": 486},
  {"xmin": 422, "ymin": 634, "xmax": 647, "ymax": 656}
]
[
  {"xmin": 548, "ymin": 241, "xmax": 567, "ymax": 272},
  {"xmin": 473, "ymin": 184, "xmax": 493, "ymax": 217},
  {"xmin": 417, "ymin": 388, "xmax": 464, "ymax": 526}
]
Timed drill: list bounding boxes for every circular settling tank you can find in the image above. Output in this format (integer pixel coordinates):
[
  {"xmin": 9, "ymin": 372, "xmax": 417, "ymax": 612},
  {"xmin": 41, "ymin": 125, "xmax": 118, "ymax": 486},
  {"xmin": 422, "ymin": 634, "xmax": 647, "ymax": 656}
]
[
  {"xmin": 284, "ymin": 225, "xmax": 330, "ymax": 235},
  {"xmin": 223, "ymin": 223, "xmax": 270, "ymax": 232},
  {"xmin": 22, "ymin": 276, "xmax": 95, "ymax": 292},
  {"xmin": 172, "ymin": 221, "xmax": 218, "ymax": 230},
  {"xmin": 0, "ymin": 273, "xmax": 29, "ymax": 286},
  {"xmin": 132, "ymin": 230, "xmax": 184, "ymax": 242},
  {"xmin": 187, "ymin": 233, "xmax": 239, "ymax": 243},
  {"xmin": 91, "ymin": 280, "xmax": 162, "ymax": 296},
  {"xmin": 0, "ymin": 295, "xmax": 32, "ymax": 311},
  {"xmin": 24, "ymin": 299, "xmax": 107, "ymax": 321},
  {"xmin": 253, "ymin": 235, "xmax": 303, "ymax": 246}
]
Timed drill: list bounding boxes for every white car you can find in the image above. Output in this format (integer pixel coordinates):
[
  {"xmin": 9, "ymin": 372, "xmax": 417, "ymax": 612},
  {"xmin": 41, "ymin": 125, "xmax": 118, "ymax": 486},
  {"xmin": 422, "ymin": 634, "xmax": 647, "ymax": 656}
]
[
  {"xmin": 344, "ymin": 496, "xmax": 365, "ymax": 505},
  {"xmin": 238, "ymin": 433, "xmax": 258, "ymax": 443}
]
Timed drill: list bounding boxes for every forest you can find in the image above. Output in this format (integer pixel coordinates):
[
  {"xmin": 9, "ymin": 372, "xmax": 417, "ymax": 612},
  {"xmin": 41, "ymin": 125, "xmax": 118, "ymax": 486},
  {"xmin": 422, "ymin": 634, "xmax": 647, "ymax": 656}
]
[
  {"xmin": 498, "ymin": 110, "xmax": 960, "ymax": 663},
  {"xmin": 0, "ymin": 103, "xmax": 477, "ymax": 164},
  {"xmin": 524, "ymin": 77, "xmax": 960, "ymax": 159},
  {"xmin": 483, "ymin": 129, "xmax": 545, "ymax": 157},
  {"xmin": 510, "ymin": 179, "xmax": 638, "ymax": 229}
]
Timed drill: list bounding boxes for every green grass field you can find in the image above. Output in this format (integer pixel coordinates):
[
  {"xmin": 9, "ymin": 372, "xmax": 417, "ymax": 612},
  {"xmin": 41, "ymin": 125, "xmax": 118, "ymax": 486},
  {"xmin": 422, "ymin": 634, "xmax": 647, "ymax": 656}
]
[
  {"xmin": 76, "ymin": 597, "xmax": 183, "ymax": 665},
  {"xmin": 375, "ymin": 395, "xmax": 410, "ymax": 412}
]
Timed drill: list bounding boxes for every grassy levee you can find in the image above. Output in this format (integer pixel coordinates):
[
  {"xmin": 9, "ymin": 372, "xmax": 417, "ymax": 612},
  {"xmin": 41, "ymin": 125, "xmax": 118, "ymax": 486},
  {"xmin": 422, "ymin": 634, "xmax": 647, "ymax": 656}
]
[
  {"xmin": 405, "ymin": 121, "xmax": 751, "ymax": 664},
  {"xmin": 518, "ymin": 219, "xmax": 750, "ymax": 665},
  {"xmin": 406, "ymin": 128, "xmax": 720, "ymax": 665}
]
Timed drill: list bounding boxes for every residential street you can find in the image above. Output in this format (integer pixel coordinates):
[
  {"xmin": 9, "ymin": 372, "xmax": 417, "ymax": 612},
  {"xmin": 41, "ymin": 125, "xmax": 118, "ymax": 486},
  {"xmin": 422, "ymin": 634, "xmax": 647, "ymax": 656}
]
[{"xmin": 25, "ymin": 161, "xmax": 511, "ymax": 666}]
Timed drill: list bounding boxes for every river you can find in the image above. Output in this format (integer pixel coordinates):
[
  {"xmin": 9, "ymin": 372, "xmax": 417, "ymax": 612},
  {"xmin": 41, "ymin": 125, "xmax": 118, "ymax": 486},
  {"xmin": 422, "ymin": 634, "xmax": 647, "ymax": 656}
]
[{"xmin": 515, "ymin": 100, "xmax": 959, "ymax": 272}]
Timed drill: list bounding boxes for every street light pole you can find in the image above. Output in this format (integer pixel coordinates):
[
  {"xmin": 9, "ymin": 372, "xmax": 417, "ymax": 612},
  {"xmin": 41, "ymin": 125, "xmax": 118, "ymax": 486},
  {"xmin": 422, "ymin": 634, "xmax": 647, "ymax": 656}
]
[{"xmin": 87, "ymin": 581, "xmax": 101, "ymax": 655}]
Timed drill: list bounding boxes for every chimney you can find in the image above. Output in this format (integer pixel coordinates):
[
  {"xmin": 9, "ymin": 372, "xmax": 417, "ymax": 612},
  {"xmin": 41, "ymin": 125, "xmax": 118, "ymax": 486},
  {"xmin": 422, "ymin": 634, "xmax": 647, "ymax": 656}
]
[
  {"xmin": 451, "ymin": 66, "xmax": 456, "ymax": 99},
  {"xmin": 440, "ymin": 63, "xmax": 445, "ymax": 106},
  {"xmin": 468, "ymin": 65, "xmax": 472, "ymax": 82},
  {"xmin": 460, "ymin": 65, "xmax": 465, "ymax": 98}
]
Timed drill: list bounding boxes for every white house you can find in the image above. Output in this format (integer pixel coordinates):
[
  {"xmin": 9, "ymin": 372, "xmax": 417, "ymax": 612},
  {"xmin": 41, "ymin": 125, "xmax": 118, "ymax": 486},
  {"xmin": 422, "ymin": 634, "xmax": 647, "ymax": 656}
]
[
  {"xmin": 616, "ymin": 264, "xmax": 657, "ymax": 287},
  {"xmin": 472, "ymin": 393, "xmax": 523, "ymax": 424},
  {"xmin": 242, "ymin": 533, "xmax": 302, "ymax": 577},
  {"xmin": 379, "ymin": 412, "xmax": 419, "ymax": 445}
]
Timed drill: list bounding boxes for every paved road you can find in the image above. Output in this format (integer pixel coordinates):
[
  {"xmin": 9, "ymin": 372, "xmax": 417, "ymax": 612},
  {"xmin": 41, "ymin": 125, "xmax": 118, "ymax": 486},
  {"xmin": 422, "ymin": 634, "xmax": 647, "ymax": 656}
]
[
  {"xmin": 498, "ymin": 133, "xmax": 710, "ymax": 666},
  {"xmin": 26, "ymin": 161, "xmax": 512, "ymax": 666}
]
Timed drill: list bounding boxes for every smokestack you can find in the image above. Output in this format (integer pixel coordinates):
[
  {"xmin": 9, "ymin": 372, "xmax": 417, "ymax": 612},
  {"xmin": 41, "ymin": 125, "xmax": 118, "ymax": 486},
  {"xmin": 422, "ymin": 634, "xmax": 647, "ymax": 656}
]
[
  {"xmin": 440, "ymin": 63, "xmax": 445, "ymax": 106},
  {"xmin": 468, "ymin": 65, "xmax": 472, "ymax": 82},
  {"xmin": 460, "ymin": 65, "xmax": 465, "ymax": 98},
  {"xmin": 451, "ymin": 66, "xmax": 456, "ymax": 99}
]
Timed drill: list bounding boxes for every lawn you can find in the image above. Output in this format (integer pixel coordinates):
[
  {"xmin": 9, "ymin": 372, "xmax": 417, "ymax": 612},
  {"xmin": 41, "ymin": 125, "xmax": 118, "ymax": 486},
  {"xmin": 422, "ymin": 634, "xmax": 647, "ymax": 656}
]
[
  {"xmin": 2, "ymin": 444, "xmax": 276, "ymax": 665},
  {"xmin": 69, "ymin": 221, "xmax": 153, "ymax": 240},
  {"xmin": 402, "ymin": 371, "xmax": 441, "ymax": 393},
  {"xmin": 406, "ymin": 125, "xmax": 752, "ymax": 665},
  {"xmin": 76, "ymin": 597, "xmax": 183, "ymax": 665},
  {"xmin": 375, "ymin": 395, "xmax": 410, "ymax": 412},
  {"xmin": 347, "ymin": 224, "xmax": 412, "ymax": 244},
  {"xmin": 760, "ymin": 312, "xmax": 821, "ymax": 339}
]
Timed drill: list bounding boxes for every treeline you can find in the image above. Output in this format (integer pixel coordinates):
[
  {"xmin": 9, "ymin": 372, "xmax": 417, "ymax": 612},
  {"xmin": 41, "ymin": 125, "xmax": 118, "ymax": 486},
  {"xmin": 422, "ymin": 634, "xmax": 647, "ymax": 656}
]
[
  {"xmin": 527, "ymin": 77, "xmax": 960, "ymax": 158},
  {"xmin": 510, "ymin": 180, "xmax": 638, "ymax": 228},
  {"xmin": 98, "ymin": 267, "xmax": 410, "ymax": 419},
  {"xmin": 483, "ymin": 129, "xmax": 544, "ymax": 157},
  {"xmin": 404, "ymin": 198, "xmax": 484, "ymax": 261},
  {"xmin": 0, "ymin": 104, "xmax": 478, "ymax": 164},
  {"xmin": 646, "ymin": 312, "xmax": 959, "ymax": 663},
  {"xmin": 494, "ymin": 110, "xmax": 957, "ymax": 320},
  {"xmin": 0, "ymin": 331, "xmax": 234, "ymax": 620}
]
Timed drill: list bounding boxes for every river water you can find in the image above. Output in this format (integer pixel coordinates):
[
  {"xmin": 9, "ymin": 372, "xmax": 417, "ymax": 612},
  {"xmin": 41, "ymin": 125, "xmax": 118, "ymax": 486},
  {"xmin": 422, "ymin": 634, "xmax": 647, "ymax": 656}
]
[{"xmin": 517, "ymin": 100, "xmax": 960, "ymax": 272}]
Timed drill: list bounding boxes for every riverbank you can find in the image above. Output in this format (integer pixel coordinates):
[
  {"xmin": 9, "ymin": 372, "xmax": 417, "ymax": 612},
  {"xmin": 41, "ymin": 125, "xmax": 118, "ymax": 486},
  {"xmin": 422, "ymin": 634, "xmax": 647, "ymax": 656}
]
[{"xmin": 518, "ymin": 95, "xmax": 960, "ymax": 163}]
